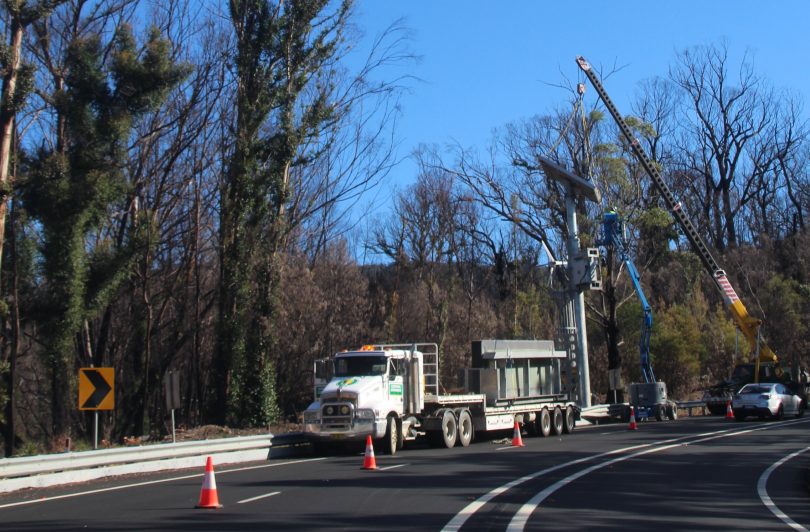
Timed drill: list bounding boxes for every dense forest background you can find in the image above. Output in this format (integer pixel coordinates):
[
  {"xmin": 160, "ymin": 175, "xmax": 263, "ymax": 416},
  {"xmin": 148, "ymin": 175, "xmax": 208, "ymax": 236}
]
[{"xmin": 0, "ymin": 0, "xmax": 807, "ymax": 456}]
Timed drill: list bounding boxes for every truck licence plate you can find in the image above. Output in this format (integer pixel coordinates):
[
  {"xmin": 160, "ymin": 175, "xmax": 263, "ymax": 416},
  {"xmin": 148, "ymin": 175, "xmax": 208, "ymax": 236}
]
[{"xmin": 330, "ymin": 433, "xmax": 346, "ymax": 439}]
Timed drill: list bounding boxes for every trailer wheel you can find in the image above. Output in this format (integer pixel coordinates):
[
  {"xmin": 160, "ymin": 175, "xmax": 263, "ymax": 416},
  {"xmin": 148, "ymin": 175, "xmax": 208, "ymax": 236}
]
[
  {"xmin": 551, "ymin": 407, "xmax": 564, "ymax": 436},
  {"xmin": 457, "ymin": 410, "xmax": 473, "ymax": 447},
  {"xmin": 563, "ymin": 406, "xmax": 576, "ymax": 434},
  {"xmin": 396, "ymin": 418, "xmax": 405, "ymax": 450},
  {"xmin": 537, "ymin": 408, "xmax": 551, "ymax": 437},
  {"xmin": 667, "ymin": 403, "xmax": 678, "ymax": 421},
  {"xmin": 383, "ymin": 415, "xmax": 398, "ymax": 455},
  {"xmin": 440, "ymin": 410, "xmax": 458, "ymax": 448},
  {"xmin": 654, "ymin": 405, "xmax": 664, "ymax": 422}
]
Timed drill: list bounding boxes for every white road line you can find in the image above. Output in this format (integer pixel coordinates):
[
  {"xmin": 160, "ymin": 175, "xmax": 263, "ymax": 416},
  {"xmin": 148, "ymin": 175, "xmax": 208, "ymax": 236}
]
[
  {"xmin": 442, "ymin": 418, "xmax": 808, "ymax": 532},
  {"xmin": 506, "ymin": 419, "xmax": 810, "ymax": 531},
  {"xmin": 0, "ymin": 457, "xmax": 327, "ymax": 510},
  {"xmin": 237, "ymin": 491, "xmax": 281, "ymax": 504},
  {"xmin": 441, "ymin": 440, "xmax": 664, "ymax": 532},
  {"xmin": 378, "ymin": 464, "xmax": 408, "ymax": 471},
  {"xmin": 495, "ymin": 445, "xmax": 523, "ymax": 451},
  {"xmin": 757, "ymin": 446, "xmax": 810, "ymax": 532}
]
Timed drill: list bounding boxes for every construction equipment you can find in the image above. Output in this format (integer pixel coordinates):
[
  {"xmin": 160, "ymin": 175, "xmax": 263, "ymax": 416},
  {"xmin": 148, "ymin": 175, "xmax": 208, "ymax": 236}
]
[
  {"xmin": 303, "ymin": 340, "xmax": 579, "ymax": 455},
  {"xmin": 601, "ymin": 211, "xmax": 676, "ymax": 421},
  {"xmin": 576, "ymin": 56, "xmax": 808, "ymax": 411}
]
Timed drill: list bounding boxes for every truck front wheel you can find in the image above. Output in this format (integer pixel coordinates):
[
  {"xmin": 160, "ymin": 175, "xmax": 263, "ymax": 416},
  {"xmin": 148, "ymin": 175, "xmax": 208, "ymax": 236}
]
[{"xmin": 383, "ymin": 415, "xmax": 398, "ymax": 455}]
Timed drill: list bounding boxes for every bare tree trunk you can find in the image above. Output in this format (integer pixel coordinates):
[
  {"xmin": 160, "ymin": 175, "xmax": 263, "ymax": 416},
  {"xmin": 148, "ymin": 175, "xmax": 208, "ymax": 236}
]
[
  {"xmin": 0, "ymin": 19, "xmax": 24, "ymax": 276},
  {"xmin": 3, "ymin": 197, "xmax": 20, "ymax": 456}
]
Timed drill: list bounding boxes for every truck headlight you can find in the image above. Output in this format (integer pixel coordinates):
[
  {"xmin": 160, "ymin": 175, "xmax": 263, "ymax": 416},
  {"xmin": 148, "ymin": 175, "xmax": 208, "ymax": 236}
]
[
  {"xmin": 355, "ymin": 408, "xmax": 375, "ymax": 419},
  {"xmin": 340, "ymin": 405, "xmax": 350, "ymax": 415}
]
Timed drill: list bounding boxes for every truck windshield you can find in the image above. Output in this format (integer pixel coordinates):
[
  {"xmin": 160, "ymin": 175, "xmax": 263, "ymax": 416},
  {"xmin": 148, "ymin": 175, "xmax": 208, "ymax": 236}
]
[{"xmin": 334, "ymin": 355, "xmax": 388, "ymax": 377}]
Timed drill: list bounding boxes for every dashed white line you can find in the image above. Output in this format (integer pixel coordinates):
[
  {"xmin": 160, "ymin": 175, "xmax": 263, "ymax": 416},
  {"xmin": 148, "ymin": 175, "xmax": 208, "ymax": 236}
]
[
  {"xmin": 378, "ymin": 464, "xmax": 408, "ymax": 471},
  {"xmin": 0, "ymin": 457, "xmax": 326, "ymax": 509},
  {"xmin": 237, "ymin": 491, "xmax": 281, "ymax": 504}
]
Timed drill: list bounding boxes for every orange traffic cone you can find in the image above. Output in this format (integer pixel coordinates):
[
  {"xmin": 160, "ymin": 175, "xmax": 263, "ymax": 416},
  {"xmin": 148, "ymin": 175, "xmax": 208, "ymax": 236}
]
[
  {"xmin": 627, "ymin": 406, "xmax": 638, "ymax": 430},
  {"xmin": 362, "ymin": 435, "xmax": 378, "ymax": 470},
  {"xmin": 725, "ymin": 400, "xmax": 734, "ymax": 420},
  {"xmin": 195, "ymin": 456, "xmax": 223, "ymax": 509},
  {"xmin": 512, "ymin": 421, "xmax": 525, "ymax": 447}
]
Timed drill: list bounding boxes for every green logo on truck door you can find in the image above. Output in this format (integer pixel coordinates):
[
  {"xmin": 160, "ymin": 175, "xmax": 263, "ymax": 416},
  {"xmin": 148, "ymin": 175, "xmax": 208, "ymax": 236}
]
[{"xmin": 389, "ymin": 383, "xmax": 403, "ymax": 396}]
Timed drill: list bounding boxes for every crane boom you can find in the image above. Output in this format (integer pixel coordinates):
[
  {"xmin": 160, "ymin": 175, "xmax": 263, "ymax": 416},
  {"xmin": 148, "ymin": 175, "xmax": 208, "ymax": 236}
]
[
  {"xmin": 576, "ymin": 56, "xmax": 777, "ymax": 368},
  {"xmin": 603, "ymin": 212, "xmax": 655, "ymax": 384}
]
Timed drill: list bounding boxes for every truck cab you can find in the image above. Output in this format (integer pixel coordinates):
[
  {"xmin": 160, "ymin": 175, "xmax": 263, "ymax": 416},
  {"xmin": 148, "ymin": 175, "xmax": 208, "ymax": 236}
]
[{"xmin": 303, "ymin": 345, "xmax": 427, "ymax": 453}]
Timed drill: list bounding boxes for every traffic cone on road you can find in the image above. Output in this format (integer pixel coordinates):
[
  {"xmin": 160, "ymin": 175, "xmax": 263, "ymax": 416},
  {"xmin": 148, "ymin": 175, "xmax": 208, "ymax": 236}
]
[
  {"xmin": 195, "ymin": 456, "xmax": 223, "ymax": 509},
  {"xmin": 512, "ymin": 421, "xmax": 525, "ymax": 447},
  {"xmin": 725, "ymin": 400, "xmax": 735, "ymax": 420},
  {"xmin": 627, "ymin": 407, "xmax": 638, "ymax": 430},
  {"xmin": 362, "ymin": 435, "xmax": 378, "ymax": 470}
]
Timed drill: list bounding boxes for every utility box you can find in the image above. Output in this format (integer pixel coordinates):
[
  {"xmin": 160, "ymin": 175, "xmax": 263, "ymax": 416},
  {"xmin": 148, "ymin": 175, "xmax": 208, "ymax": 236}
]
[
  {"xmin": 629, "ymin": 382, "xmax": 667, "ymax": 406},
  {"xmin": 570, "ymin": 248, "xmax": 602, "ymax": 290}
]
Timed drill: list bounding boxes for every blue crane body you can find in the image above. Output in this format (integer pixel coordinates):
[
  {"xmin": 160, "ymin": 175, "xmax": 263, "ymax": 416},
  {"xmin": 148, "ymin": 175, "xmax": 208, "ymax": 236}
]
[
  {"xmin": 601, "ymin": 211, "xmax": 674, "ymax": 421},
  {"xmin": 603, "ymin": 211, "xmax": 655, "ymax": 385}
]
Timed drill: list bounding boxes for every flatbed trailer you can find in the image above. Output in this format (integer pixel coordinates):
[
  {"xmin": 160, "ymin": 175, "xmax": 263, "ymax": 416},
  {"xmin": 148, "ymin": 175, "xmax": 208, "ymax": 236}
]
[{"xmin": 303, "ymin": 341, "xmax": 580, "ymax": 454}]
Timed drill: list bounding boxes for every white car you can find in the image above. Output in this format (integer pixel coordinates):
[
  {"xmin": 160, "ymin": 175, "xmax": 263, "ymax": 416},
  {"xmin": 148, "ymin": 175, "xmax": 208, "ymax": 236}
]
[{"xmin": 731, "ymin": 382, "xmax": 804, "ymax": 421}]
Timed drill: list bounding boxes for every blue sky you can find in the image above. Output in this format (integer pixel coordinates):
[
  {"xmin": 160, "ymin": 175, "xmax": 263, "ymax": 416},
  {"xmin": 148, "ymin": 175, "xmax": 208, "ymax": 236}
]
[{"xmin": 348, "ymin": 1, "xmax": 809, "ymax": 260}]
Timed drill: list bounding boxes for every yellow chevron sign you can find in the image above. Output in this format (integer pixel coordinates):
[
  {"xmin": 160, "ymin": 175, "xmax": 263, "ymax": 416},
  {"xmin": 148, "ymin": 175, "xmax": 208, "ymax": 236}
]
[{"xmin": 78, "ymin": 368, "xmax": 114, "ymax": 411}]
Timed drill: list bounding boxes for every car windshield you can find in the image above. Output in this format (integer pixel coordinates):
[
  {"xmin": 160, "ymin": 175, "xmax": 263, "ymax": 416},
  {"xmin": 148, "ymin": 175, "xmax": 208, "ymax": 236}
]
[
  {"xmin": 334, "ymin": 355, "xmax": 388, "ymax": 377},
  {"xmin": 739, "ymin": 384, "xmax": 773, "ymax": 394}
]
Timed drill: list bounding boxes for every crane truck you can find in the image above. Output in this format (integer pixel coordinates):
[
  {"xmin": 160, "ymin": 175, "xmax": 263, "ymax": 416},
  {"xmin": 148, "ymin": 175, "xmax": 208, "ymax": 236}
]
[
  {"xmin": 576, "ymin": 56, "xmax": 808, "ymax": 413},
  {"xmin": 601, "ymin": 211, "xmax": 677, "ymax": 421},
  {"xmin": 303, "ymin": 340, "xmax": 579, "ymax": 455}
]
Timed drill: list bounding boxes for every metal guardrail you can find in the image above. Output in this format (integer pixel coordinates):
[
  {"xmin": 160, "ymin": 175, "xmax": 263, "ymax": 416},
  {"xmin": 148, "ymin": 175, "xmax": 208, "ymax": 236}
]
[
  {"xmin": 0, "ymin": 400, "xmax": 712, "ymax": 492},
  {"xmin": 677, "ymin": 400, "xmax": 707, "ymax": 415},
  {"xmin": 0, "ymin": 434, "xmax": 286, "ymax": 494},
  {"xmin": 581, "ymin": 400, "xmax": 707, "ymax": 420}
]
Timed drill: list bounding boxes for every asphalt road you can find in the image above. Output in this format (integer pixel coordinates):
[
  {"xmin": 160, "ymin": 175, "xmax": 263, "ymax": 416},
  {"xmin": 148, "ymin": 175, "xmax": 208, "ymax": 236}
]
[{"xmin": 1, "ymin": 416, "xmax": 809, "ymax": 531}]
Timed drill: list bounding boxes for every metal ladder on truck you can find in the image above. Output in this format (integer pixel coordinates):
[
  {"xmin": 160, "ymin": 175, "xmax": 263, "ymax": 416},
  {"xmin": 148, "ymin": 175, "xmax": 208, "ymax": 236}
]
[{"xmin": 576, "ymin": 56, "xmax": 780, "ymax": 384}]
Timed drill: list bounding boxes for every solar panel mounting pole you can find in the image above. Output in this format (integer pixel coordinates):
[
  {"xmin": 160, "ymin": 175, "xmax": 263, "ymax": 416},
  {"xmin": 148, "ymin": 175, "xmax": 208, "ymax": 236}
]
[{"xmin": 537, "ymin": 157, "xmax": 600, "ymax": 409}]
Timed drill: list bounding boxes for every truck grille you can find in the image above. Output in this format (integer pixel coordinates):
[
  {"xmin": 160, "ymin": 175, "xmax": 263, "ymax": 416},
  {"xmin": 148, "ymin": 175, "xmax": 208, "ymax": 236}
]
[{"xmin": 321, "ymin": 402, "xmax": 353, "ymax": 429}]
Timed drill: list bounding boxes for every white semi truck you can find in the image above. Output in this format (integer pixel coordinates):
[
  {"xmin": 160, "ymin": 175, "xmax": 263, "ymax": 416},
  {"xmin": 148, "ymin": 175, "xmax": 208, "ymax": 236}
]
[{"xmin": 302, "ymin": 340, "xmax": 580, "ymax": 454}]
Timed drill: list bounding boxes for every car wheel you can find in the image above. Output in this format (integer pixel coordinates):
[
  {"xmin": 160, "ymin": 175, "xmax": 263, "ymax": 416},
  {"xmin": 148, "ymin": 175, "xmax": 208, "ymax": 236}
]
[{"xmin": 774, "ymin": 404, "xmax": 784, "ymax": 420}]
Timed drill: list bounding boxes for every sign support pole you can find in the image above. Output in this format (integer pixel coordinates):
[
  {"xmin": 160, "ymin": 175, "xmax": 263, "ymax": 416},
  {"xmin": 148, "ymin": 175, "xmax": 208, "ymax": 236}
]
[
  {"xmin": 93, "ymin": 411, "xmax": 99, "ymax": 450},
  {"xmin": 171, "ymin": 409, "xmax": 176, "ymax": 443}
]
